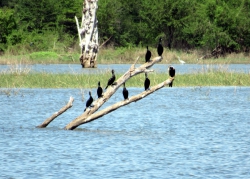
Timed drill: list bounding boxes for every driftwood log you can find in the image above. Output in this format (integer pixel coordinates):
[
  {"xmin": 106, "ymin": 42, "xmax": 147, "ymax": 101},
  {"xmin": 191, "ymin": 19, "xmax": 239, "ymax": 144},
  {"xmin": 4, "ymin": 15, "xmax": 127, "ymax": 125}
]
[
  {"xmin": 64, "ymin": 56, "xmax": 174, "ymax": 130},
  {"xmin": 37, "ymin": 55, "xmax": 175, "ymax": 130},
  {"xmin": 66, "ymin": 78, "xmax": 173, "ymax": 128},
  {"xmin": 36, "ymin": 97, "xmax": 74, "ymax": 128},
  {"xmin": 75, "ymin": 0, "xmax": 99, "ymax": 68}
]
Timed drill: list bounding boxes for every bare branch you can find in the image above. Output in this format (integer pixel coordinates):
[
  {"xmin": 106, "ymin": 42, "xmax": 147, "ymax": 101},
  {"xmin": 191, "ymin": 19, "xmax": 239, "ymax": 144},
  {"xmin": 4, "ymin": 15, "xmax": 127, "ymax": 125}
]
[
  {"xmin": 37, "ymin": 97, "xmax": 74, "ymax": 128},
  {"xmin": 64, "ymin": 56, "xmax": 164, "ymax": 130},
  {"xmin": 129, "ymin": 56, "xmax": 139, "ymax": 73},
  {"xmin": 99, "ymin": 36, "xmax": 112, "ymax": 49},
  {"xmin": 82, "ymin": 77, "xmax": 174, "ymax": 124},
  {"xmin": 75, "ymin": 16, "xmax": 82, "ymax": 46}
]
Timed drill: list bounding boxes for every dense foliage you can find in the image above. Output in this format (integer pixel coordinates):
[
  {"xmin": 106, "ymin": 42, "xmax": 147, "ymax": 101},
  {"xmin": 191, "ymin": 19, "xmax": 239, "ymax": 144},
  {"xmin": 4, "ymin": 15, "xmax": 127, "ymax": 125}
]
[{"xmin": 1, "ymin": 0, "xmax": 250, "ymax": 54}]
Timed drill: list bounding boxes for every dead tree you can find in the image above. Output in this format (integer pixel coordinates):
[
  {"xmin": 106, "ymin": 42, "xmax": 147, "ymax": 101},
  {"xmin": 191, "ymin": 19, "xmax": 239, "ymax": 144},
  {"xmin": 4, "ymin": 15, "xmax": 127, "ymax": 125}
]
[
  {"xmin": 63, "ymin": 56, "xmax": 174, "ymax": 130},
  {"xmin": 75, "ymin": 0, "xmax": 98, "ymax": 68},
  {"xmin": 37, "ymin": 55, "xmax": 175, "ymax": 130}
]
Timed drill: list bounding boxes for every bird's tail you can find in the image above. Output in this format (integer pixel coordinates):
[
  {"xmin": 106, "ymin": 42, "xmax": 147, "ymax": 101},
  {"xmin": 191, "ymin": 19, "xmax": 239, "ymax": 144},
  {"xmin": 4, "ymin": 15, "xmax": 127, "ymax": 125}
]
[{"xmin": 105, "ymin": 86, "xmax": 108, "ymax": 90}]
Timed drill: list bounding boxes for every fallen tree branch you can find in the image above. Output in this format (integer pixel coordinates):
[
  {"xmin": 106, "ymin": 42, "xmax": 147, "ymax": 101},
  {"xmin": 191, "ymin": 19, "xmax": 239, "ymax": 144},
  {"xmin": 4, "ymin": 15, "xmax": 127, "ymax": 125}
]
[
  {"xmin": 81, "ymin": 77, "xmax": 174, "ymax": 124},
  {"xmin": 36, "ymin": 97, "xmax": 74, "ymax": 128},
  {"xmin": 64, "ymin": 56, "xmax": 163, "ymax": 130}
]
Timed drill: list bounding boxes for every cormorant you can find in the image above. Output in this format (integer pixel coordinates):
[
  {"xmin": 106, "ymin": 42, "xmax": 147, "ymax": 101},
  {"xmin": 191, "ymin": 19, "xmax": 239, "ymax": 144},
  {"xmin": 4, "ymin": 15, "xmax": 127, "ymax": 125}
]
[
  {"xmin": 168, "ymin": 66, "xmax": 175, "ymax": 77},
  {"xmin": 157, "ymin": 37, "xmax": 164, "ymax": 56},
  {"xmin": 105, "ymin": 69, "xmax": 116, "ymax": 89},
  {"xmin": 97, "ymin": 81, "xmax": 103, "ymax": 98},
  {"xmin": 144, "ymin": 73, "xmax": 150, "ymax": 91},
  {"xmin": 122, "ymin": 83, "xmax": 129, "ymax": 100},
  {"xmin": 84, "ymin": 91, "xmax": 93, "ymax": 111},
  {"xmin": 145, "ymin": 46, "xmax": 151, "ymax": 62},
  {"xmin": 168, "ymin": 66, "xmax": 175, "ymax": 87}
]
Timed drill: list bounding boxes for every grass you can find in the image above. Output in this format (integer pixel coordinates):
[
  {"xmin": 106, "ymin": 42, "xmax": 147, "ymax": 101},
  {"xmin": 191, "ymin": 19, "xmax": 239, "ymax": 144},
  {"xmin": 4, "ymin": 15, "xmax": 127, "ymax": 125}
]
[
  {"xmin": 0, "ymin": 64, "xmax": 249, "ymax": 88},
  {"xmin": 0, "ymin": 47, "xmax": 249, "ymax": 89},
  {"xmin": 1, "ymin": 47, "xmax": 250, "ymax": 65},
  {"xmin": 0, "ymin": 51, "xmax": 80, "ymax": 65}
]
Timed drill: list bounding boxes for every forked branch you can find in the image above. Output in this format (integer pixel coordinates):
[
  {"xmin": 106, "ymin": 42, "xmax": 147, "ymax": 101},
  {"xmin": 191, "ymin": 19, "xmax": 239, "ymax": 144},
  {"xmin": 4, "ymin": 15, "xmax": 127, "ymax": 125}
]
[
  {"xmin": 64, "ymin": 56, "xmax": 168, "ymax": 130},
  {"xmin": 80, "ymin": 77, "xmax": 174, "ymax": 125}
]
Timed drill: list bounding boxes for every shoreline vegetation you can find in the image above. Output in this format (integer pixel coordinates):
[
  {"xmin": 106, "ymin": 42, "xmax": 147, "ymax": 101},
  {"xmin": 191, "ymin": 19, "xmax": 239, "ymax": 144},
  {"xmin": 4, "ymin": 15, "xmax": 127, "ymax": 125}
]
[
  {"xmin": 1, "ymin": 48, "xmax": 250, "ymax": 65},
  {"xmin": 0, "ymin": 64, "xmax": 249, "ymax": 89},
  {"xmin": 0, "ymin": 48, "xmax": 249, "ymax": 89}
]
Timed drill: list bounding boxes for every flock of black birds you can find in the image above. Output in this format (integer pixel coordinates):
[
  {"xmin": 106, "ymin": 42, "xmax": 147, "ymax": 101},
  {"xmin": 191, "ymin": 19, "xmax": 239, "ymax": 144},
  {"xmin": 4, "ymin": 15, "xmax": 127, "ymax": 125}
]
[{"xmin": 84, "ymin": 38, "xmax": 175, "ymax": 112}]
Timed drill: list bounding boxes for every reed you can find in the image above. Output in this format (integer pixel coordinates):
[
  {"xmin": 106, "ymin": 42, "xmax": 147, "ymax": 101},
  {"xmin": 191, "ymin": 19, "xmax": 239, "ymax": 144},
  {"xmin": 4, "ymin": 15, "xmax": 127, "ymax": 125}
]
[
  {"xmin": 1, "ymin": 66, "xmax": 249, "ymax": 88},
  {"xmin": 1, "ymin": 47, "xmax": 249, "ymax": 65}
]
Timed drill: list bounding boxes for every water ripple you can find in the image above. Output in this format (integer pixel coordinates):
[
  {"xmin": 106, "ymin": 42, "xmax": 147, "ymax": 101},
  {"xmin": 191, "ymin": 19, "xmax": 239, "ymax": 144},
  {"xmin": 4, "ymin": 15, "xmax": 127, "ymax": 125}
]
[{"xmin": 0, "ymin": 87, "xmax": 250, "ymax": 178}]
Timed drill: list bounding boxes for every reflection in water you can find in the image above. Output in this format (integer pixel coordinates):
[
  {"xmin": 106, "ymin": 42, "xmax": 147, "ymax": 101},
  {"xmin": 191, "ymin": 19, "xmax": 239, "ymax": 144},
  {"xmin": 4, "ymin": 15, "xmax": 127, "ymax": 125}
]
[{"xmin": 1, "ymin": 87, "xmax": 250, "ymax": 178}]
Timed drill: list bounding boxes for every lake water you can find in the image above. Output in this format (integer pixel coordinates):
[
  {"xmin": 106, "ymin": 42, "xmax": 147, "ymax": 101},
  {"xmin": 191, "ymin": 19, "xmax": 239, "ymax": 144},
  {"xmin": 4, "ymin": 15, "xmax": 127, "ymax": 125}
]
[
  {"xmin": 1, "ymin": 87, "xmax": 250, "ymax": 178},
  {"xmin": 0, "ymin": 63, "xmax": 250, "ymax": 74}
]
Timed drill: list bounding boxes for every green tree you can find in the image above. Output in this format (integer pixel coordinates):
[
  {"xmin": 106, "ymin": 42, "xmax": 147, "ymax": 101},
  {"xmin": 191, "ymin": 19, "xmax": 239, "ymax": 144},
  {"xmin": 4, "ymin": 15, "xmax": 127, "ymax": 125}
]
[
  {"xmin": 0, "ymin": 8, "xmax": 17, "ymax": 51},
  {"xmin": 16, "ymin": 0, "xmax": 61, "ymax": 31}
]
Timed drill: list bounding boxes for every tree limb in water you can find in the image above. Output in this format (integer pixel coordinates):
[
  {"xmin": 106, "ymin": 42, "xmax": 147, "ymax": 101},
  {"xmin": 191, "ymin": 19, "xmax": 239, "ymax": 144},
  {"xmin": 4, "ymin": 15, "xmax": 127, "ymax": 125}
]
[
  {"xmin": 80, "ymin": 77, "xmax": 174, "ymax": 125},
  {"xmin": 64, "ymin": 56, "xmax": 173, "ymax": 130},
  {"xmin": 36, "ymin": 97, "xmax": 74, "ymax": 128}
]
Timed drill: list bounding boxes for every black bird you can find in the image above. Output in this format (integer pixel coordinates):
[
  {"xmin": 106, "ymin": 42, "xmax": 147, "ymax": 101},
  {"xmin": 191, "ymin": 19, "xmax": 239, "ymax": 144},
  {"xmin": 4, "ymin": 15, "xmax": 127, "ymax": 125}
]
[
  {"xmin": 157, "ymin": 37, "xmax": 164, "ymax": 56},
  {"xmin": 105, "ymin": 69, "xmax": 116, "ymax": 89},
  {"xmin": 97, "ymin": 81, "xmax": 103, "ymax": 98},
  {"xmin": 122, "ymin": 83, "xmax": 129, "ymax": 100},
  {"xmin": 144, "ymin": 73, "xmax": 150, "ymax": 91},
  {"xmin": 168, "ymin": 66, "xmax": 175, "ymax": 87},
  {"xmin": 145, "ymin": 46, "xmax": 151, "ymax": 62},
  {"xmin": 84, "ymin": 91, "xmax": 93, "ymax": 111},
  {"xmin": 168, "ymin": 66, "xmax": 175, "ymax": 77}
]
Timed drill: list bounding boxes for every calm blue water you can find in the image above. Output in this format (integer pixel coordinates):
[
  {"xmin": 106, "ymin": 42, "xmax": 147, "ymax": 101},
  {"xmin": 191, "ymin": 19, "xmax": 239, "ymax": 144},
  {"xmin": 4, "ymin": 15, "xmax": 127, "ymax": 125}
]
[
  {"xmin": 0, "ymin": 63, "xmax": 250, "ymax": 74},
  {"xmin": 1, "ymin": 87, "xmax": 250, "ymax": 178}
]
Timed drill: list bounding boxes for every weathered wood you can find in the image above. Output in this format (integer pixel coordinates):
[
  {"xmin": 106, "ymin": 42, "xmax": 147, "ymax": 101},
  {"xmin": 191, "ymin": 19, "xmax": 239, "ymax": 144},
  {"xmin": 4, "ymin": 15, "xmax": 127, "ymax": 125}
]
[
  {"xmin": 36, "ymin": 97, "xmax": 74, "ymax": 128},
  {"xmin": 76, "ymin": 0, "xmax": 99, "ymax": 68},
  {"xmin": 64, "ymin": 56, "xmax": 165, "ymax": 130},
  {"xmin": 78, "ymin": 78, "xmax": 174, "ymax": 125}
]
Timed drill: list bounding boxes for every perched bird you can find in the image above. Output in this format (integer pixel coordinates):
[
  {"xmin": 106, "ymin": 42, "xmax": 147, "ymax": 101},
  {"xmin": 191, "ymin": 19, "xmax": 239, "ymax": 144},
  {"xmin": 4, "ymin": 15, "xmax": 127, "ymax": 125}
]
[
  {"xmin": 145, "ymin": 46, "xmax": 151, "ymax": 63},
  {"xmin": 97, "ymin": 81, "xmax": 103, "ymax": 98},
  {"xmin": 84, "ymin": 91, "xmax": 93, "ymax": 111},
  {"xmin": 168, "ymin": 66, "xmax": 175, "ymax": 87},
  {"xmin": 177, "ymin": 56, "xmax": 186, "ymax": 64},
  {"xmin": 168, "ymin": 66, "xmax": 175, "ymax": 77},
  {"xmin": 122, "ymin": 83, "xmax": 129, "ymax": 100},
  {"xmin": 105, "ymin": 69, "xmax": 116, "ymax": 89},
  {"xmin": 144, "ymin": 73, "xmax": 150, "ymax": 91},
  {"xmin": 157, "ymin": 37, "xmax": 164, "ymax": 56}
]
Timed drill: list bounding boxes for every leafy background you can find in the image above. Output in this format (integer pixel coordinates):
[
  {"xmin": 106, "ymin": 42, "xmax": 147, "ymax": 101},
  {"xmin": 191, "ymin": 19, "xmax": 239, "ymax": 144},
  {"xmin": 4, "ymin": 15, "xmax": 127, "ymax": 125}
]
[{"xmin": 1, "ymin": 0, "xmax": 250, "ymax": 54}]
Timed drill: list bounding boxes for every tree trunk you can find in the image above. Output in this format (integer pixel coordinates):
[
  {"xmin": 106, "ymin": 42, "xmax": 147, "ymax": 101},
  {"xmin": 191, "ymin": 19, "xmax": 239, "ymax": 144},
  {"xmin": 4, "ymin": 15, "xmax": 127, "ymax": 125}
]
[{"xmin": 75, "ymin": 0, "xmax": 99, "ymax": 68}]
